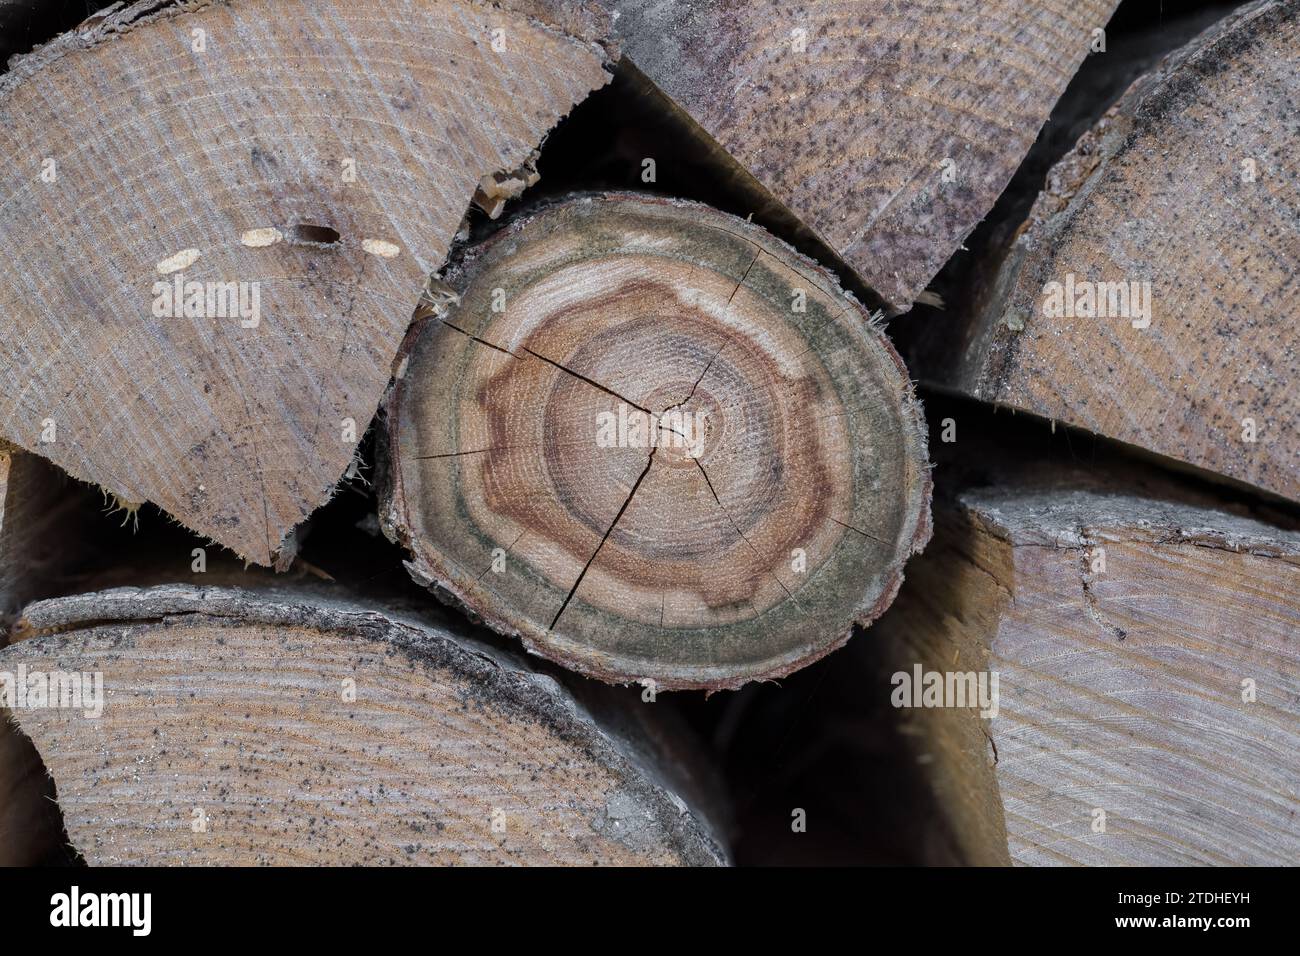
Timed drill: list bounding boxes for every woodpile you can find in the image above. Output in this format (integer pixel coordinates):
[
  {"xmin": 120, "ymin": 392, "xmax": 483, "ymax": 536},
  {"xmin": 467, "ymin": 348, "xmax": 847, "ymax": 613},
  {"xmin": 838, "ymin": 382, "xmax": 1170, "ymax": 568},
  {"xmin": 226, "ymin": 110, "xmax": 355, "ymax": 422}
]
[
  {"xmin": 601, "ymin": 0, "xmax": 1122, "ymax": 311},
  {"xmin": 946, "ymin": 481, "xmax": 1299, "ymax": 865},
  {"xmin": 0, "ymin": 0, "xmax": 613, "ymax": 566},
  {"xmin": 0, "ymin": 0, "xmax": 1294, "ymax": 868}
]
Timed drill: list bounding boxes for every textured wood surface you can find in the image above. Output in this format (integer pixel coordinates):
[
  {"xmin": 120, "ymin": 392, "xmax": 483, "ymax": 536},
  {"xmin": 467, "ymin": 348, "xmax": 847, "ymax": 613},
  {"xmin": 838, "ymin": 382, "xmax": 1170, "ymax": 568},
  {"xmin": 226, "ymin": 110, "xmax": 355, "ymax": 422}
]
[
  {"xmin": 0, "ymin": 585, "xmax": 727, "ymax": 865},
  {"xmin": 0, "ymin": 0, "xmax": 612, "ymax": 566},
  {"xmin": 914, "ymin": 0, "xmax": 1299, "ymax": 500},
  {"xmin": 383, "ymin": 193, "xmax": 931, "ymax": 689},
  {"xmin": 602, "ymin": 0, "xmax": 1118, "ymax": 310},
  {"xmin": 922, "ymin": 482, "xmax": 1300, "ymax": 865}
]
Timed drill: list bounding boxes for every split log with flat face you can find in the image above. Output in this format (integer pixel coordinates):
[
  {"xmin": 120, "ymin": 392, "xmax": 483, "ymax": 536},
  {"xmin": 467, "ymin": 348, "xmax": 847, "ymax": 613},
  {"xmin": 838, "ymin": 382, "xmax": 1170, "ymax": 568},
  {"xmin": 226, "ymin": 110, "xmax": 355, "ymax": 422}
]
[
  {"xmin": 383, "ymin": 193, "xmax": 931, "ymax": 690},
  {"xmin": 883, "ymin": 480, "xmax": 1300, "ymax": 866},
  {"xmin": 0, "ymin": 0, "xmax": 613, "ymax": 566},
  {"xmin": 601, "ymin": 0, "xmax": 1118, "ymax": 310},
  {"xmin": 0, "ymin": 585, "xmax": 727, "ymax": 865},
  {"xmin": 907, "ymin": 0, "xmax": 1300, "ymax": 501}
]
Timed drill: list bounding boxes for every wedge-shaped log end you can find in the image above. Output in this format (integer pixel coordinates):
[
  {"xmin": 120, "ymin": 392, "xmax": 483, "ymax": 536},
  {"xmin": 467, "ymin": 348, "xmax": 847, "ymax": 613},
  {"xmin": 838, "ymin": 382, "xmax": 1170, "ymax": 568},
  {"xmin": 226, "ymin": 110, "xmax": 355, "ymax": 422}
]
[
  {"xmin": 0, "ymin": 0, "xmax": 614, "ymax": 564},
  {"xmin": 918, "ymin": 0, "xmax": 1300, "ymax": 502}
]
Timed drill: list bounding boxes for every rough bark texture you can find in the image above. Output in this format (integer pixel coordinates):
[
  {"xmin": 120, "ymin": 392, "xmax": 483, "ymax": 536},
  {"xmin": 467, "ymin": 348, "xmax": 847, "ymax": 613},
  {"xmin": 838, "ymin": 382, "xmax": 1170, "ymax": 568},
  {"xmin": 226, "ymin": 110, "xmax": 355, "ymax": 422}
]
[
  {"xmin": 0, "ymin": 0, "xmax": 613, "ymax": 566},
  {"xmin": 912, "ymin": 481, "xmax": 1300, "ymax": 865},
  {"xmin": 383, "ymin": 192, "xmax": 931, "ymax": 690},
  {"xmin": 601, "ymin": 0, "xmax": 1119, "ymax": 311},
  {"xmin": 0, "ymin": 584, "xmax": 728, "ymax": 865},
  {"xmin": 908, "ymin": 0, "xmax": 1299, "ymax": 501}
]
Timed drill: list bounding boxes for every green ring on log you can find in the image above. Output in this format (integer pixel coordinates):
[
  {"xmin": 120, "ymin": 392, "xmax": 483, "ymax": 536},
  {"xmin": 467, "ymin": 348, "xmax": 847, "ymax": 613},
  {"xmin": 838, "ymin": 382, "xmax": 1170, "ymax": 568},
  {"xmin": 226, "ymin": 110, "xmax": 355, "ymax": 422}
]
[{"xmin": 385, "ymin": 193, "xmax": 931, "ymax": 690}]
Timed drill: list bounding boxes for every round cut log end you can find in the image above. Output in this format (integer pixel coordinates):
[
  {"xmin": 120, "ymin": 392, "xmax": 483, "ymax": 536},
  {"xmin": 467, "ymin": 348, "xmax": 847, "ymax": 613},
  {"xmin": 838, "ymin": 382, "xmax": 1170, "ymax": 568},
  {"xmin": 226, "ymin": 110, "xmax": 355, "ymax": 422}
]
[{"xmin": 385, "ymin": 193, "xmax": 931, "ymax": 690}]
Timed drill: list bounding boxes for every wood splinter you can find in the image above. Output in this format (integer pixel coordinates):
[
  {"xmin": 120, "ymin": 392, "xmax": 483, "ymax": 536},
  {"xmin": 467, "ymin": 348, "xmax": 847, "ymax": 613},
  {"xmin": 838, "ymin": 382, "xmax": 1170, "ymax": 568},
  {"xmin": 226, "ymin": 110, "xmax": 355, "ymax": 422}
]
[{"xmin": 473, "ymin": 150, "xmax": 543, "ymax": 219}]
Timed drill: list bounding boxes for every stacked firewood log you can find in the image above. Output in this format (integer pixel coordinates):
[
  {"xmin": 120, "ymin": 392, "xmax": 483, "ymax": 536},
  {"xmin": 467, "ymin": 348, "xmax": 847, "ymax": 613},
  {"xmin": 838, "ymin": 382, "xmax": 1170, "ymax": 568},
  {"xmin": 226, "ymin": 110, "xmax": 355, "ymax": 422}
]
[{"xmin": 0, "ymin": 0, "xmax": 1294, "ymax": 866}]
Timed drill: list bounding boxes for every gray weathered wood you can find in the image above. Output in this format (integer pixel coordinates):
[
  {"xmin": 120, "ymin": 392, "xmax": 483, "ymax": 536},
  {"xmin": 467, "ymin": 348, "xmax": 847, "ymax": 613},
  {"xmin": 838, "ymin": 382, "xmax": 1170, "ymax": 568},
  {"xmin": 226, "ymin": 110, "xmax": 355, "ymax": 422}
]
[
  {"xmin": 907, "ymin": 0, "xmax": 1300, "ymax": 501},
  {"xmin": 1, "ymin": 584, "xmax": 728, "ymax": 865},
  {"xmin": 601, "ymin": 0, "xmax": 1119, "ymax": 310},
  {"xmin": 893, "ymin": 477, "xmax": 1300, "ymax": 865}
]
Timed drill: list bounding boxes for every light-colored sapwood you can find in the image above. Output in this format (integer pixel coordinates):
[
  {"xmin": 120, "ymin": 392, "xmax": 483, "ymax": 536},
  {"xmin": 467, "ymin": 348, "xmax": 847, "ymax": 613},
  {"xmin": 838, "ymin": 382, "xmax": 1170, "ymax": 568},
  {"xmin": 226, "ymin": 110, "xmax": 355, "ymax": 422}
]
[{"xmin": 884, "ymin": 478, "xmax": 1299, "ymax": 865}]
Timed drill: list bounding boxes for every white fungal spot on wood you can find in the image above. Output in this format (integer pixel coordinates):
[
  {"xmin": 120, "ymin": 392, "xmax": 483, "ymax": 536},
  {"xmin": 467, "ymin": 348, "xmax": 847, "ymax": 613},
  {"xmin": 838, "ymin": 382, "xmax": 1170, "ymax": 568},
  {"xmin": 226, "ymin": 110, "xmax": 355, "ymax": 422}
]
[
  {"xmin": 362, "ymin": 238, "xmax": 401, "ymax": 258},
  {"xmin": 156, "ymin": 248, "xmax": 200, "ymax": 274},
  {"xmin": 240, "ymin": 227, "xmax": 283, "ymax": 248}
]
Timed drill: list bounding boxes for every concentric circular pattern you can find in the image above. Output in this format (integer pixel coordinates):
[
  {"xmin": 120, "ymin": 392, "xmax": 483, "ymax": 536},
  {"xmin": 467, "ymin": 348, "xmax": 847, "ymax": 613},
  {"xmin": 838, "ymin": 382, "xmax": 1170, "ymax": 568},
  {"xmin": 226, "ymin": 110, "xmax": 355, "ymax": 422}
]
[{"xmin": 386, "ymin": 194, "xmax": 931, "ymax": 690}]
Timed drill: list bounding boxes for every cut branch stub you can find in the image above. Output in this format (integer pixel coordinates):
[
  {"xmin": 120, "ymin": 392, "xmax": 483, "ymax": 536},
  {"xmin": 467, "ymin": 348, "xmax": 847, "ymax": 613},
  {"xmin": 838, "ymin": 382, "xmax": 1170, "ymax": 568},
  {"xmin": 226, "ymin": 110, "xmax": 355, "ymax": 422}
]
[{"xmin": 384, "ymin": 193, "xmax": 931, "ymax": 690}]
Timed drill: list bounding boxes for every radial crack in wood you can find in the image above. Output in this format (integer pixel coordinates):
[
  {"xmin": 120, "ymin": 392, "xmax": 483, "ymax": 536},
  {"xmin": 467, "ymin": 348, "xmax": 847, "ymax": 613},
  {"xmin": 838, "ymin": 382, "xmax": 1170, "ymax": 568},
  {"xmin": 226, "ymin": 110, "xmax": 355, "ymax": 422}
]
[
  {"xmin": 0, "ymin": 584, "xmax": 727, "ymax": 865},
  {"xmin": 0, "ymin": 0, "xmax": 614, "ymax": 565},
  {"xmin": 383, "ymin": 193, "xmax": 932, "ymax": 690},
  {"xmin": 600, "ymin": 0, "xmax": 1119, "ymax": 311}
]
